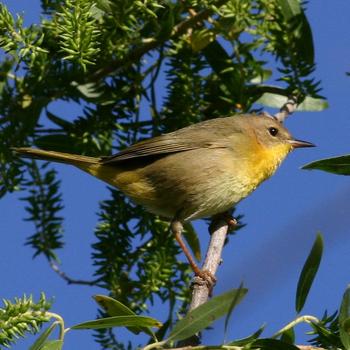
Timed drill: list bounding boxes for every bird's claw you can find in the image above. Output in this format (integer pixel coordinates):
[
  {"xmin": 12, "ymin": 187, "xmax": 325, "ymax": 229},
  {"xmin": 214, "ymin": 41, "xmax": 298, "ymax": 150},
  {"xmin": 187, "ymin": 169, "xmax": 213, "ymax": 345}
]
[
  {"xmin": 193, "ymin": 269, "xmax": 216, "ymax": 295},
  {"xmin": 209, "ymin": 212, "xmax": 238, "ymax": 233}
]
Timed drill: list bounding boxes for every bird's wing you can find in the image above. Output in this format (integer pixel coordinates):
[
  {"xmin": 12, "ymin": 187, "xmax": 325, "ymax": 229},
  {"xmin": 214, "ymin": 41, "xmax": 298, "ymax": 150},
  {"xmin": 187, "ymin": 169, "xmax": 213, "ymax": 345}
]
[
  {"xmin": 101, "ymin": 118, "xmax": 242, "ymax": 164},
  {"xmin": 101, "ymin": 136, "xmax": 225, "ymax": 164}
]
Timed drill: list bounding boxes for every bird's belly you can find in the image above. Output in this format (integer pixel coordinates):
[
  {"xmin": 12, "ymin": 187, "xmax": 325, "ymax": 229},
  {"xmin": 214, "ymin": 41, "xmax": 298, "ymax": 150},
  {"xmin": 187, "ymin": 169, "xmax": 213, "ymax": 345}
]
[
  {"xmin": 121, "ymin": 151, "xmax": 261, "ymax": 221},
  {"xmin": 118, "ymin": 174, "xmax": 250, "ymax": 221},
  {"xmin": 82, "ymin": 148, "xmax": 273, "ymax": 221},
  {"xmin": 179, "ymin": 173, "xmax": 257, "ymax": 221}
]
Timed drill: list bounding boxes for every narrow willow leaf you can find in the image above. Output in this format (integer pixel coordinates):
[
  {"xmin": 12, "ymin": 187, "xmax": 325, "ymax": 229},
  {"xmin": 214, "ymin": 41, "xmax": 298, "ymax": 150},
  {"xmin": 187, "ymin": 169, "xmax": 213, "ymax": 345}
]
[
  {"xmin": 252, "ymin": 338, "xmax": 299, "ymax": 350},
  {"xmin": 339, "ymin": 285, "xmax": 350, "ymax": 350},
  {"xmin": 227, "ymin": 325, "xmax": 265, "ymax": 346},
  {"xmin": 183, "ymin": 222, "xmax": 201, "ymax": 261},
  {"xmin": 71, "ymin": 315, "xmax": 162, "ymax": 330},
  {"xmin": 292, "ymin": 12, "xmax": 314, "ymax": 64},
  {"xmin": 224, "ymin": 282, "xmax": 244, "ymax": 339},
  {"xmin": 40, "ymin": 340, "xmax": 63, "ymax": 350},
  {"xmin": 295, "ymin": 233, "xmax": 323, "ymax": 313},
  {"xmin": 303, "ymin": 155, "xmax": 350, "ymax": 175},
  {"xmin": 190, "ymin": 28, "xmax": 215, "ymax": 52},
  {"xmin": 34, "ymin": 134, "xmax": 77, "ymax": 153},
  {"xmin": 280, "ymin": 327, "xmax": 295, "ymax": 344},
  {"xmin": 93, "ymin": 295, "xmax": 154, "ymax": 336},
  {"xmin": 46, "ymin": 111, "xmax": 73, "ymax": 129},
  {"xmin": 29, "ymin": 322, "xmax": 58, "ymax": 350},
  {"xmin": 257, "ymin": 93, "xmax": 327, "ymax": 111},
  {"xmin": 277, "ymin": 0, "xmax": 301, "ymax": 20},
  {"xmin": 250, "ymin": 70, "xmax": 272, "ymax": 84},
  {"xmin": 297, "ymin": 96, "xmax": 328, "ymax": 111},
  {"xmin": 202, "ymin": 40, "xmax": 241, "ymax": 98},
  {"xmin": 166, "ymin": 287, "xmax": 247, "ymax": 342},
  {"xmin": 256, "ymin": 92, "xmax": 287, "ymax": 108},
  {"xmin": 72, "ymin": 81, "xmax": 103, "ymax": 100},
  {"xmin": 277, "ymin": 0, "xmax": 314, "ymax": 63}
]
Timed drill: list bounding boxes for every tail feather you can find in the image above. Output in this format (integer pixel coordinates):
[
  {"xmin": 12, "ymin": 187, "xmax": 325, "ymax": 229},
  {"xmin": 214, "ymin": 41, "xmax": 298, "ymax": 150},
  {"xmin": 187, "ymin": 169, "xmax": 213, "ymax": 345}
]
[{"xmin": 13, "ymin": 147, "xmax": 100, "ymax": 165}]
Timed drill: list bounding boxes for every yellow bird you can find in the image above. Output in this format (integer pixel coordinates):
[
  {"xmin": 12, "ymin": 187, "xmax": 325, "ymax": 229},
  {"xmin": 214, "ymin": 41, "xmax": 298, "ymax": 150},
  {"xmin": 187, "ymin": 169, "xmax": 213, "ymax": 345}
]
[{"xmin": 14, "ymin": 114, "xmax": 314, "ymax": 281}]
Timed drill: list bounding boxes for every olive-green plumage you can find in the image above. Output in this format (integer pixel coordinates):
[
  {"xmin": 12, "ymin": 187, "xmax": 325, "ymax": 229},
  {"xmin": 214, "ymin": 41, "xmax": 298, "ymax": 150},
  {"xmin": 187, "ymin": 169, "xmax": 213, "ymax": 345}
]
[{"xmin": 14, "ymin": 114, "xmax": 314, "ymax": 221}]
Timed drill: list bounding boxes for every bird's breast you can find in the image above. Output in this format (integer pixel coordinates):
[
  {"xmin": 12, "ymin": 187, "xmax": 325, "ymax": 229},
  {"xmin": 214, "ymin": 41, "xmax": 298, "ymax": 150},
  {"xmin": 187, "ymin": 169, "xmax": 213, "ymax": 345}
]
[{"xmin": 245, "ymin": 142, "xmax": 292, "ymax": 188}]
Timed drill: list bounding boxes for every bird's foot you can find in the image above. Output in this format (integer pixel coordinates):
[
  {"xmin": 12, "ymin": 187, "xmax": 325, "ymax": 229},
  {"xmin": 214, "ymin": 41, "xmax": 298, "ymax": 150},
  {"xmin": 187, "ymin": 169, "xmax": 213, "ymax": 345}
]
[
  {"xmin": 209, "ymin": 212, "xmax": 238, "ymax": 234},
  {"xmin": 192, "ymin": 268, "xmax": 217, "ymax": 295}
]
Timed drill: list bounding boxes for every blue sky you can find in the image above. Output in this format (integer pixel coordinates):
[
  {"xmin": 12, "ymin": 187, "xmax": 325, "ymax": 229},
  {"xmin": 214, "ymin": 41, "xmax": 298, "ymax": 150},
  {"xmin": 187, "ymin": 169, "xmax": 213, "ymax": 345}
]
[{"xmin": 1, "ymin": 1, "xmax": 350, "ymax": 349}]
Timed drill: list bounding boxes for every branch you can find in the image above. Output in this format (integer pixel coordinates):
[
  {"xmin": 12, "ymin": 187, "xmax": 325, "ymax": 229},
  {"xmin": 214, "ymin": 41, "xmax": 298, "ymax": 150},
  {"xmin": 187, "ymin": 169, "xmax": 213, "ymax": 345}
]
[
  {"xmin": 189, "ymin": 218, "xmax": 229, "ymax": 311},
  {"xmin": 49, "ymin": 260, "xmax": 100, "ymax": 286},
  {"xmin": 91, "ymin": 0, "xmax": 229, "ymax": 80},
  {"xmin": 274, "ymin": 96, "xmax": 298, "ymax": 122}
]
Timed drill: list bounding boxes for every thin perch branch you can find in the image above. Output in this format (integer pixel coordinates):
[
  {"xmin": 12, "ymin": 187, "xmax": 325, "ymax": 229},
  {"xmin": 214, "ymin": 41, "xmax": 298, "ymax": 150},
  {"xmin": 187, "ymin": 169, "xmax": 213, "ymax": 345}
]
[
  {"xmin": 274, "ymin": 96, "xmax": 298, "ymax": 122},
  {"xmin": 189, "ymin": 218, "xmax": 229, "ymax": 310}
]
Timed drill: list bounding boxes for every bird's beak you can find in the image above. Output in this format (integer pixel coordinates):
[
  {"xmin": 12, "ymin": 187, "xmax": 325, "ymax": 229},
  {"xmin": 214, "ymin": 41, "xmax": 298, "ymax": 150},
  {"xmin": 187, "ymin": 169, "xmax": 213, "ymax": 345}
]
[{"xmin": 288, "ymin": 139, "xmax": 316, "ymax": 148}]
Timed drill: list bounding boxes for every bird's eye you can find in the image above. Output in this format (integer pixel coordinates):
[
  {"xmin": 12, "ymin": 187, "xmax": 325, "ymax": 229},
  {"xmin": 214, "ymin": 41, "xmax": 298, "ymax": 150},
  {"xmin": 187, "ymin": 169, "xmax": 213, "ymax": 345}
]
[{"xmin": 268, "ymin": 127, "xmax": 279, "ymax": 136}]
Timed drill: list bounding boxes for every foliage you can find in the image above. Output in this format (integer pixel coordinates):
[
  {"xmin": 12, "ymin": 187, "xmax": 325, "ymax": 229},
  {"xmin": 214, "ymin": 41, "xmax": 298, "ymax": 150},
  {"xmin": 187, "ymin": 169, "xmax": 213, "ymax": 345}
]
[
  {"xmin": 20, "ymin": 161, "xmax": 64, "ymax": 260},
  {"xmin": 2, "ymin": 234, "xmax": 349, "ymax": 350},
  {"xmin": 0, "ymin": 0, "xmax": 334, "ymax": 349},
  {"xmin": 303, "ymin": 154, "xmax": 350, "ymax": 175},
  {"xmin": 295, "ymin": 233, "xmax": 323, "ymax": 313},
  {"xmin": 0, "ymin": 294, "xmax": 52, "ymax": 348}
]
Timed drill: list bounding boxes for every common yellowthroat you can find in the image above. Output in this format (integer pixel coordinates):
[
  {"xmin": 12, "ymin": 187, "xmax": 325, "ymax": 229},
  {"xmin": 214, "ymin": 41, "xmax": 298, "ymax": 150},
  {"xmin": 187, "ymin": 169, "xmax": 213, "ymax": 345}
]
[{"xmin": 14, "ymin": 114, "xmax": 314, "ymax": 280}]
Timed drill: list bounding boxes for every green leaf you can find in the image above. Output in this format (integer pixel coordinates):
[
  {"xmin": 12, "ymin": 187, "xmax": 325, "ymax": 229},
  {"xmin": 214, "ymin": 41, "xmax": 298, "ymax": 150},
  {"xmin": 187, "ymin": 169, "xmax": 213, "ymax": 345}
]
[
  {"xmin": 71, "ymin": 81, "xmax": 103, "ymax": 100},
  {"xmin": 292, "ymin": 12, "xmax": 314, "ymax": 64},
  {"xmin": 297, "ymin": 96, "xmax": 328, "ymax": 111},
  {"xmin": 39, "ymin": 340, "xmax": 63, "ymax": 350},
  {"xmin": 277, "ymin": 0, "xmax": 314, "ymax": 63},
  {"xmin": 339, "ymin": 285, "xmax": 350, "ymax": 350},
  {"xmin": 280, "ymin": 327, "xmax": 295, "ymax": 344},
  {"xmin": 46, "ymin": 111, "xmax": 73, "ymax": 129},
  {"xmin": 93, "ymin": 295, "xmax": 154, "ymax": 336},
  {"xmin": 34, "ymin": 134, "xmax": 77, "ymax": 153},
  {"xmin": 250, "ymin": 70, "xmax": 272, "ymax": 84},
  {"xmin": 202, "ymin": 40, "xmax": 241, "ymax": 99},
  {"xmin": 252, "ymin": 338, "xmax": 299, "ymax": 350},
  {"xmin": 256, "ymin": 92, "xmax": 288, "ymax": 108},
  {"xmin": 95, "ymin": 0, "xmax": 112, "ymax": 13},
  {"xmin": 157, "ymin": 6, "xmax": 175, "ymax": 40},
  {"xmin": 228, "ymin": 325, "xmax": 265, "ymax": 346},
  {"xmin": 71, "ymin": 315, "xmax": 162, "ymax": 330},
  {"xmin": 277, "ymin": 0, "xmax": 301, "ymax": 20},
  {"xmin": 257, "ymin": 92, "xmax": 328, "ymax": 111},
  {"xmin": 295, "ymin": 233, "xmax": 323, "ymax": 313},
  {"xmin": 166, "ymin": 287, "xmax": 247, "ymax": 342},
  {"xmin": 190, "ymin": 29, "xmax": 216, "ymax": 52},
  {"xmin": 94, "ymin": 294, "xmax": 136, "ymax": 316},
  {"xmin": 302, "ymin": 155, "xmax": 350, "ymax": 175},
  {"xmin": 224, "ymin": 282, "xmax": 244, "ymax": 339},
  {"xmin": 29, "ymin": 322, "xmax": 58, "ymax": 350},
  {"xmin": 183, "ymin": 223, "xmax": 201, "ymax": 261}
]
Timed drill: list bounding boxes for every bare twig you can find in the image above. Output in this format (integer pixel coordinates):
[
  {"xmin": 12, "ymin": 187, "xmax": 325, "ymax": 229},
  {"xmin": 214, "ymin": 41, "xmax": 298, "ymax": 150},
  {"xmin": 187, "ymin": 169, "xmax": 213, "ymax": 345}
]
[
  {"xmin": 189, "ymin": 218, "xmax": 229, "ymax": 311},
  {"xmin": 274, "ymin": 96, "xmax": 298, "ymax": 122},
  {"xmin": 49, "ymin": 260, "xmax": 100, "ymax": 286}
]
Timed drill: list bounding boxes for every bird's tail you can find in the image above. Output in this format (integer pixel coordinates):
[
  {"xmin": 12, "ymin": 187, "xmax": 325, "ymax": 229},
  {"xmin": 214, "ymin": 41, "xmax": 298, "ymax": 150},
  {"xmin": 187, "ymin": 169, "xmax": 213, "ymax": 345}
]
[{"xmin": 13, "ymin": 147, "xmax": 100, "ymax": 166}]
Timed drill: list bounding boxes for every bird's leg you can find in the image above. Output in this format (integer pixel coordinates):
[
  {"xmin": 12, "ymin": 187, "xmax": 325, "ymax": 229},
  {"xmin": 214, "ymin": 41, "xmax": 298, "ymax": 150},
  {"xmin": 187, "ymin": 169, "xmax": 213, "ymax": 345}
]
[{"xmin": 171, "ymin": 220, "xmax": 216, "ymax": 287}]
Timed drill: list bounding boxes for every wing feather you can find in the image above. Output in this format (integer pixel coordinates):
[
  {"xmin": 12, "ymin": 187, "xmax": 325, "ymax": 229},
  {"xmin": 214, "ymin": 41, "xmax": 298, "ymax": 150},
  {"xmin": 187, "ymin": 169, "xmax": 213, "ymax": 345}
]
[{"xmin": 101, "ymin": 117, "xmax": 244, "ymax": 164}]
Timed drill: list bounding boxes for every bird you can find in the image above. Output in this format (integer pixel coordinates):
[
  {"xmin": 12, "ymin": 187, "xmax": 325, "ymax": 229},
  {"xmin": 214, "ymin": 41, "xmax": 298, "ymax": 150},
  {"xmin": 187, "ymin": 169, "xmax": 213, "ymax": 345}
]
[{"xmin": 13, "ymin": 113, "xmax": 314, "ymax": 283}]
